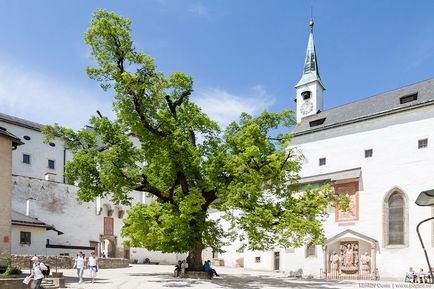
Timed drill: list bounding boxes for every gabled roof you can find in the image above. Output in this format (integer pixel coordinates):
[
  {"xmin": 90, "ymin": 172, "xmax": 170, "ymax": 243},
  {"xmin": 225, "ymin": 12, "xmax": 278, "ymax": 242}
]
[
  {"xmin": 11, "ymin": 210, "xmax": 63, "ymax": 235},
  {"xmin": 294, "ymin": 78, "xmax": 434, "ymax": 136},
  {"xmin": 326, "ymin": 229, "xmax": 378, "ymax": 247},
  {"xmin": 0, "ymin": 112, "xmax": 44, "ymax": 132}
]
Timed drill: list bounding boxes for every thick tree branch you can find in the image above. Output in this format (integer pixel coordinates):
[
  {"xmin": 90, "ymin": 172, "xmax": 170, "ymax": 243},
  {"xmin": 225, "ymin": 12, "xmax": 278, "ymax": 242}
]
[{"xmin": 132, "ymin": 94, "xmax": 167, "ymax": 137}]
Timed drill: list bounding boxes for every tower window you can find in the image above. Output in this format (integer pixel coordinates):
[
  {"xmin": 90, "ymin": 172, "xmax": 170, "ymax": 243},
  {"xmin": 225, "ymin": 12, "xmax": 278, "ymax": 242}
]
[
  {"xmin": 365, "ymin": 149, "xmax": 373, "ymax": 158},
  {"xmin": 23, "ymin": 154, "xmax": 31, "ymax": 164},
  {"xmin": 301, "ymin": 91, "xmax": 311, "ymax": 100},
  {"xmin": 399, "ymin": 93, "xmax": 418, "ymax": 104},
  {"xmin": 319, "ymin": 158, "xmax": 326, "ymax": 166},
  {"xmin": 418, "ymin": 139, "xmax": 428, "ymax": 149}
]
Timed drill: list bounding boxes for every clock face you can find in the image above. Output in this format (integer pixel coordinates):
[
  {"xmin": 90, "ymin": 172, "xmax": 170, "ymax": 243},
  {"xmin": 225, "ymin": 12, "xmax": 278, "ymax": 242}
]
[{"xmin": 300, "ymin": 100, "xmax": 313, "ymax": 115}]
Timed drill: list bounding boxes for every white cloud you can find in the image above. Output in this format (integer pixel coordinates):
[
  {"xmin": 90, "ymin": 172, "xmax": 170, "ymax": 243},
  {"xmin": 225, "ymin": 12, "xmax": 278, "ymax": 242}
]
[
  {"xmin": 189, "ymin": 2, "xmax": 208, "ymax": 17},
  {"xmin": 0, "ymin": 62, "xmax": 113, "ymax": 130},
  {"xmin": 193, "ymin": 85, "xmax": 276, "ymax": 128}
]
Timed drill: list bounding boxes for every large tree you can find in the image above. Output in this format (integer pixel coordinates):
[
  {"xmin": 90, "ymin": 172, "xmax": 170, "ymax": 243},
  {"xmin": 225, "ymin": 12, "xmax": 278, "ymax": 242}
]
[{"xmin": 43, "ymin": 10, "xmax": 344, "ymax": 271}]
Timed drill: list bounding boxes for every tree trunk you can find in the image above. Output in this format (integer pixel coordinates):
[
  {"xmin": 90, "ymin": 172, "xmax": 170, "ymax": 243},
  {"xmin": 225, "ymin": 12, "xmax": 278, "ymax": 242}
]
[{"xmin": 186, "ymin": 244, "xmax": 204, "ymax": 271}]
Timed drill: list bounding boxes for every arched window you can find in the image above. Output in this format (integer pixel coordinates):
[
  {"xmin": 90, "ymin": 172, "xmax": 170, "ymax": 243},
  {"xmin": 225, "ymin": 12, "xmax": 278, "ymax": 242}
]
[
  {"xmin": 388, "ymin": 193, "xmax": 404, "ymax": 245},
  {"xmin": 384, "ymin": 189, "xmax": 408, "ymax": 247}
]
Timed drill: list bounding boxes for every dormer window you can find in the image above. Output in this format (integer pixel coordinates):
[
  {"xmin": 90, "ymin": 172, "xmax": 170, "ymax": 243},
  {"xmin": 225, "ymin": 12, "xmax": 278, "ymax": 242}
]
[
  {"xmin": 301, "ymin": 91, "xmax": 311, "ymax": 100},
  {"xmin": 309, "ymin": 118, "xmax": 326, "ymax": 127},
  {"xmin": 399, "ymin": 93, "xmax": 417, "ymax": 104}
]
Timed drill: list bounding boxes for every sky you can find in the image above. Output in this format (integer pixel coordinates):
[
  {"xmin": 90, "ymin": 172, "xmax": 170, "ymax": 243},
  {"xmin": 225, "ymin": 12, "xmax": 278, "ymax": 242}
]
[{"xmin": 0, "ymin": 0, "xmax": 433, "ymax": 130}]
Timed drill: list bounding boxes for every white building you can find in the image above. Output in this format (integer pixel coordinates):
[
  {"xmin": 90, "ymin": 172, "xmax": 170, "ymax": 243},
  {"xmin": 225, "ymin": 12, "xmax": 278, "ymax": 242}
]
[
  {"xmin": 218, "ymin": 19, "xmax": 434, "ymax": 280},
  {"xmin": 0, "ymin": 113, "xmax": 184, "ymax": 264}
]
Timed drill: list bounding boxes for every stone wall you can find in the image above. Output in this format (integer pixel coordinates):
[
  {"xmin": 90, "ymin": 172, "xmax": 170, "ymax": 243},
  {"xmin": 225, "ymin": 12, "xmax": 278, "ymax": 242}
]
[
  {"xmin": 0, "ymin": 277, "xmax": 28, "ymax": 289},
  {"xmin": 11, "ymin": 255, "xmax": 129, "ymax": 270}
]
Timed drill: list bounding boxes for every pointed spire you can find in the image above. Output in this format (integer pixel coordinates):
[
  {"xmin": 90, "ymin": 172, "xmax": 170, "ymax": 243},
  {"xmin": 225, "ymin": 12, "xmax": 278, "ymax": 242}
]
[{"xmin": 296, "ymin": 18, "xmax": 324, "ymax": 88}]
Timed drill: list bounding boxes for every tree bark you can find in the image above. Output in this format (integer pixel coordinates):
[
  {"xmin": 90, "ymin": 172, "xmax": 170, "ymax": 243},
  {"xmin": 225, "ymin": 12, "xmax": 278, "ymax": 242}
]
[{"xmin": 186, "ymin": 243, "xmax": 204, "ymax": 271}]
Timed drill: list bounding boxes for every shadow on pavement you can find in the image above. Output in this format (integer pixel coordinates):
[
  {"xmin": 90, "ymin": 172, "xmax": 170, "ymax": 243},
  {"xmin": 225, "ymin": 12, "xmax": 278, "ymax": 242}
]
[
  {"xmin": 142, "ymin": 272, "xmax": 350, "ymax": 289},
  {"xmin": 64, "ymin": 275, "xmax": 109, "ymax": 285}
]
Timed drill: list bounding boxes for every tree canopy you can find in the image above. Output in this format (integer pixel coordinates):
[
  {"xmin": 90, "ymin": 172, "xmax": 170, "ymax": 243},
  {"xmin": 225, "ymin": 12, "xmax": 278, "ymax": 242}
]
[{"xmin": 43, "ymin": 9, "xmax": 345, "ymax": 270}]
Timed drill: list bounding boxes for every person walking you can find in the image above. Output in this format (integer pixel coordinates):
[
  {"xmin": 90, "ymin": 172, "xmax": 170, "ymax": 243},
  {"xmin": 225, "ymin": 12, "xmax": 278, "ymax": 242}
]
[
  {"xmin": 29, "ymin": 256, "xmax": 48, "ymax": 289},
  {"xmin": 88, "ymin": 251, "xmax": 99, "ymax": 283},
  {"xmin": 73, "ymin": 251, "xmax": 86, "ymax": 284}
]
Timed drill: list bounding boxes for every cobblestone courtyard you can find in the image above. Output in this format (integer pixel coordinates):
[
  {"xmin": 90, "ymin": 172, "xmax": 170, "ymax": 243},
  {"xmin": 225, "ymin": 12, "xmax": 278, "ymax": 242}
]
[{"xmin": 58, "ymin": 264, "xmax": 411, "ymax": 289}]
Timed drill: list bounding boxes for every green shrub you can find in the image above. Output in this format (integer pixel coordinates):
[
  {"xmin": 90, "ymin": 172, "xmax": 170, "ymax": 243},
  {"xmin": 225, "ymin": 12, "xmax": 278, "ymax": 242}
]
[{"xmin": 1, "ymin": 256, "xmax": 22, "ymax": 276}]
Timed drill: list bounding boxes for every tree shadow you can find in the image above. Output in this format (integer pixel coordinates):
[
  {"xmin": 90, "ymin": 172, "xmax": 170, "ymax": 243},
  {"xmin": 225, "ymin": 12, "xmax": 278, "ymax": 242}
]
[{"xmin": 142, "ymin": 272, "xmax": 352, "ymax": 289}]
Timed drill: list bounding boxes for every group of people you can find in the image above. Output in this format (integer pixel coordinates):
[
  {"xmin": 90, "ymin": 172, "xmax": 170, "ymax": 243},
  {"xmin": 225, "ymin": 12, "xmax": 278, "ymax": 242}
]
[
  {"xmin": 406, "ymin": 267, "xmax": 433, "ymax": 284},
  {"xmin": 173, "ymin": 259, "xmax": 219, "ymax": 279},
  {"xmin": 174, "ymin": 260, "xmax": 189, "ymax": 277},
  {"xmin": 27, "ymin": 252, "xmax": 98, "ymax": 288},
  {"xmin": 203, "ymin": 260, "xmax": 219, "ymax": 279},
  {"xmin": 72, "ymin": 251, "xmax": 99, "ymax": 284}
]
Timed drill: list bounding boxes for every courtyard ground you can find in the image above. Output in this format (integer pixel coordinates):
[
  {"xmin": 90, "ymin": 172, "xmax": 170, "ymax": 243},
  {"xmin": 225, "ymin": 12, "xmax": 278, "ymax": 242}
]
[{"xmin": 55, "ymin": 264, "xmax": 424, "ymax": 289}]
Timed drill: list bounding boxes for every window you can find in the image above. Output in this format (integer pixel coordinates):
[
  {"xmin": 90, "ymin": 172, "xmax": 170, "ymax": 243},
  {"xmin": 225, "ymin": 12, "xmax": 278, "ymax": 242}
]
[
  {"xmin": 23, "ymin": 154, "xmax": 31, "ymax": 164},
  {"xmin": 365, "ymin": 149, "xmax": 373, "ymax": 158},
  {"xmin": 418, "ymin": 139, "xmax": 428, "ymax": 149},
  {"xmin": 309, "ymin": 118, "xmax": 326, "ymax": 127},
  {"xmin": 399, "ymin": 93, "xmax": 418, "ymax": 104},
  {"xmin": 23, "ymin": 135, "xmax": 31, "ymax": 140},
  {"xmin": 305, "ymin": 244, "xmax": 316, "ymax": 257},
  {"xmin": 319, "ymin": 158, "xmax": 326, "ymax": 166},
  {"xmin": 384, "ymin": 189, "xmax": 408, "ymax": 247},
  {"xmin": 255, "ymin": 257, "xmax": 261, "ymax": 263},
  {"xmin": 48, "ymin": 160, "xmax": 55, "ymax": 169},
  {"xmin": 104, "ymin": 217, "xmax": 114, "ymax": 236},
  {"xmin": 335, "ymin": 182, "xmax": 359, "ymax": 222},
  {"xmin": 388, "ymin": 193, "xmax": 404, "ymax": 245},
  {"xmin": 20, "ymin": 232, "xmax": 31, "ymax": 245},
  {"xmin": 301, "ymin": 91, "xmax": 311, "ymax": 100}
]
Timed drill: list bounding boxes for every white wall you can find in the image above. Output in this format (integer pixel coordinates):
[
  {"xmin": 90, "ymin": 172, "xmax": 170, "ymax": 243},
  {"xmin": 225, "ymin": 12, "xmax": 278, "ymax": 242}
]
[
  {"xmin": 218, "ymin": 105, "xmax": 434, "ymax": 279},
  {"xmin": 130, "ymin": 248, "xmax": 186, "ymax": 265},
  {"xmin": 0, "ymin": 121, "xmax": 70, "ymax": 183},
  {"xmin": 286, "ymin": 106, "xmax": 434, "ymax": 278},
  {"xmin": 11, "ymin": 225, "xmax": 47, "ymax": 256}
]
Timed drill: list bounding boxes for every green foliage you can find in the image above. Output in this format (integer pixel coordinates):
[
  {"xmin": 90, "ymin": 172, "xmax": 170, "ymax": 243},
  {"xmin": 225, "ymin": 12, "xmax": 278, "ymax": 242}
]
[
  {"xmin": 42, "ymin": 9, "xmax": 346, "ymax": 263},
  {"xmin": 1, "ymin": 257, "xmax": 22, "ymax": 276}
]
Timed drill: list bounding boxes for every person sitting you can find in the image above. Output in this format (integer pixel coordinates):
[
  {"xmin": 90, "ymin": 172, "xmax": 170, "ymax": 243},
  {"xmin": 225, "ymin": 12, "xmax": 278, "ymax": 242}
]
[
  {"xmin": 174, "ymin": 261, "xmax": 182, "ymax": 277},
  {"xmin": 207, "ymin": 260, "xmax": 219, "ymax": 277},
  {"xmin": 181, "ymin": 260, "xmax": 188, "ymax": 277},
  {"xmin": 418, "ymin": 268, "xmax": 426, "ymax": 283},
  {"xmin": 203, "ymin": 260, "xmax": 213, "ymax": 279},
  {"xmin": 405, "ymin": 267, "xmax": 416, "ymax": 283}
]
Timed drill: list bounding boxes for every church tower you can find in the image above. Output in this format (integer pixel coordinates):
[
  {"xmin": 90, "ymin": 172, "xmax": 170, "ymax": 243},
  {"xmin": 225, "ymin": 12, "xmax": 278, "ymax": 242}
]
[{"xmin": 295, "ymin": 18, "xmax": 325, "ymax": 123}]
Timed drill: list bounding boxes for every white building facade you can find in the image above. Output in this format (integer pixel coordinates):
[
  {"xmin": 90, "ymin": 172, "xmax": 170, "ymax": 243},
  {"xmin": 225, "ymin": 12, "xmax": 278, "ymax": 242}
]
[
  {"xmin": 218, "ymin": 20, "xmax": 434, "ymax": 280},
  {"xmin": 0, "ymin": 113, "xmax": 183, "ymax": 264}
]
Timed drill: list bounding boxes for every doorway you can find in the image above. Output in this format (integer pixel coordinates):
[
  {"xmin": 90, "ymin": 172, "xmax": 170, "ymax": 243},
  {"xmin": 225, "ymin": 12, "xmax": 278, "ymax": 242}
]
[{"xmin": 274, "ymin": 252, "xmax": 280, "ymax": 271}]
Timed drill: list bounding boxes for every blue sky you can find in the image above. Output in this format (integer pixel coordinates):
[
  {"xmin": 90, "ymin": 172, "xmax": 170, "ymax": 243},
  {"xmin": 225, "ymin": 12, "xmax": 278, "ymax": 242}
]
[{"xmin": 0, "ymin": 0, "xmax": 433, "ymax": 129}]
